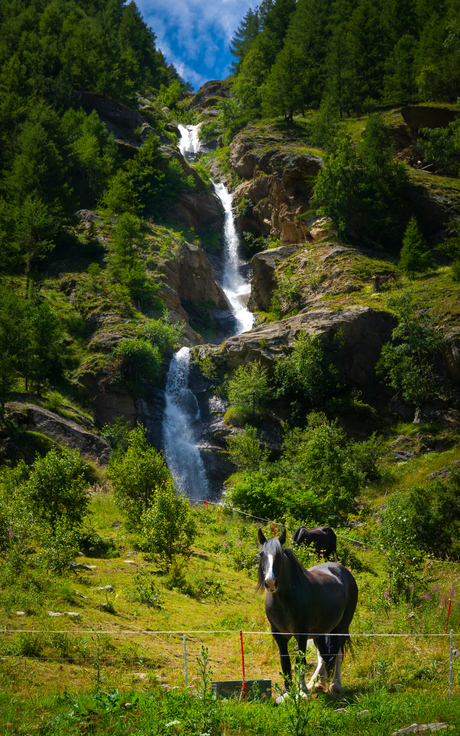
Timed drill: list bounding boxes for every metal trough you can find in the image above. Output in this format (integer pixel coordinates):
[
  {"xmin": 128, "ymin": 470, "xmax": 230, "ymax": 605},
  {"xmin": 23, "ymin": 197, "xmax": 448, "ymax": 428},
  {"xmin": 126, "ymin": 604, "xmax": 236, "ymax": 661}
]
[{"xmin": 211, "ymin": 679, "xmax": 272, "ymax": 701}]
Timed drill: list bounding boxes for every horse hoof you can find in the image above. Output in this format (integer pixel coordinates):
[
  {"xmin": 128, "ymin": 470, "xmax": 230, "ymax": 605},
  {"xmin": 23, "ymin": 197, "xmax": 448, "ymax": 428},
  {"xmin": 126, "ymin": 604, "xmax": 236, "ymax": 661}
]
[{"xmin": 329, "ymin": 682, "xmax": 347, "ymax": 694}]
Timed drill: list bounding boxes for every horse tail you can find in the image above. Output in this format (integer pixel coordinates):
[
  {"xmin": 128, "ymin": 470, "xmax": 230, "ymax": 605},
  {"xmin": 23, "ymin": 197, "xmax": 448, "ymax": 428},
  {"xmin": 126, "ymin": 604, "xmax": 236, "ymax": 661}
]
[{"xmin": 315, "ymin": 631, "xmax": 352, "ymax": 676}]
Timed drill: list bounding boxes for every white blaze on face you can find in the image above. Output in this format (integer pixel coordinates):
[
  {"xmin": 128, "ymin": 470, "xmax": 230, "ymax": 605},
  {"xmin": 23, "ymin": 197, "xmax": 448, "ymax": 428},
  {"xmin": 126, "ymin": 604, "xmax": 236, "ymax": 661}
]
[{"xmin": 265, "ymin": 554, "xmax": 277, "ymax": 592}]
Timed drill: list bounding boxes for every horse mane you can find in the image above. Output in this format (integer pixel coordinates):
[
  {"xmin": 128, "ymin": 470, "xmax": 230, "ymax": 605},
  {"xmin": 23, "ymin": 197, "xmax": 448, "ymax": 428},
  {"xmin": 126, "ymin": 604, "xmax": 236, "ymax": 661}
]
[{"xmin": 283, "ymin": 547, "xmax": 309, "ymax": 583}]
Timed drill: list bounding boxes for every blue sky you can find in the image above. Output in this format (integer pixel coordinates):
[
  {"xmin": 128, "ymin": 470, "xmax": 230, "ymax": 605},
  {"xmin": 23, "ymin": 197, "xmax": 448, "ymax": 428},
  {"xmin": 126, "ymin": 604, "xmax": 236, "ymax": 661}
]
[{"xmin": 136, "ymin": 0, "xmax": 256, "ymax": 90}]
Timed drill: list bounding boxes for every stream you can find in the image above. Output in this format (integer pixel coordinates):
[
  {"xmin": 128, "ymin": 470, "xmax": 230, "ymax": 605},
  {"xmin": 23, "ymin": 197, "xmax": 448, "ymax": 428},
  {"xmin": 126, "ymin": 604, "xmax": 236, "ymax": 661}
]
[{"xmin": 162, "ymin": 124, "xmax": 253, "ymax": 499}]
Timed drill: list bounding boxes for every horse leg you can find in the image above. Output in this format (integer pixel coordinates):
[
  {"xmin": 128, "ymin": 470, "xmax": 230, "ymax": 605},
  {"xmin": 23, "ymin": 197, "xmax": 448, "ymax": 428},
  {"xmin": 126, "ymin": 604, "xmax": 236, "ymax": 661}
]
[
  {"xmin": 307, "ymin": 641, "xmax": 327, "ymax": 692},
  {"xmin": 329, "ymin": 648, "xmax": 346, "ymax": 693},
  {"xmin": 272, "ymin": 632, "xmax": 291, "ymax": 696}
]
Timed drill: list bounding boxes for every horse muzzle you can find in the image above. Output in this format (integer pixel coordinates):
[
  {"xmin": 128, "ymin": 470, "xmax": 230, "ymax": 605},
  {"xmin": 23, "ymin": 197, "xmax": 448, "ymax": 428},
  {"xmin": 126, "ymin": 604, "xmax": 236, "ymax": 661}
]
[{"xmin": 264, "ymin": 578, "xmax": 278, "ymax": 593}]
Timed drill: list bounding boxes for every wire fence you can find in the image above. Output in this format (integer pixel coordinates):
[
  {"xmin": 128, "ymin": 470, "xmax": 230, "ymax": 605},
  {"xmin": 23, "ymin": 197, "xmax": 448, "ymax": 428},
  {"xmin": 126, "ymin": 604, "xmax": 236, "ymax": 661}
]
[{"xmin": 1, "ymin": 627, "xmax": 458, "ymax": 699}]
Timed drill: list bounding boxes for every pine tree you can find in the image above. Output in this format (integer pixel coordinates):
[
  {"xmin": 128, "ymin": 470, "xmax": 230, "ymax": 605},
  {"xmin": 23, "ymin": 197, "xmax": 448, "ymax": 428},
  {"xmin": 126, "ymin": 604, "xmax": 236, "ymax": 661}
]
[
  {"xmin": 229, "ymin": 7, "xmax": 260, "ymax": 74},
  {"xmin": 399, "ymin": 217, "xmax": 432, "ymax": 278}
]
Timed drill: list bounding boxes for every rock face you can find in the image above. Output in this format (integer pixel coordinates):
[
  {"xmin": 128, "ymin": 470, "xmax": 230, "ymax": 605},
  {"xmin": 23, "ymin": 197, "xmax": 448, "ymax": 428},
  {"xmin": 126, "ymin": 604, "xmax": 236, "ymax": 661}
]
[
  {"xmin": 160, "ymin": 146, "xmax": 224, "ymax": 234},
  {"xmin": 249, "ymin": 244, "xmax": 305, "ymax": 311},
  {"xmin": 202, "ymin": 306, "xmax": 395, "ymax": 387},
  {"xmin": 188, "ymin": 80, "xmax": 231, "ymax": 111},
  {"xmin": 5, "ymin": 402, "xmax": 111, "ymax": 464},
  {"xmin": 230, "ymin": 139, "xmax": 323, "ymax": 245}
]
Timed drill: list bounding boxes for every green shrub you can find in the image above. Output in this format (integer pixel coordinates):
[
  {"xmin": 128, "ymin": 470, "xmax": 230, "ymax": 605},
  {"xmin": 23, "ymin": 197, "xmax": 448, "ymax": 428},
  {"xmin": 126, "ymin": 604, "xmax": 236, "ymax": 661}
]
[
  {"xmin": 226, "ymin": 361, "xmax": 273, "ymax": 418},
  {"xmin": 130, "ymin": 571, "xmax": 164, "ymax": 608},
  {"xmin": 107, "ymin": 426, "xmax": 172, "ymax": 529},
  {"xmin": 226, "ymin": 426, "xmax": 269, "ymax": 470},
  {"xmin": 111, "ymin": 338, "xmax": 162, "ymax": 387},
  {"xmin": 399, "ymin": 216, "xmax": 432, "ymax": 278},
  {"xmin": 24, "ymin": 448, "xmax": 90, "ymax": 533},
  {"xmin": 140, "ymin": 481, "xmax": 197, "ymax": 568}
]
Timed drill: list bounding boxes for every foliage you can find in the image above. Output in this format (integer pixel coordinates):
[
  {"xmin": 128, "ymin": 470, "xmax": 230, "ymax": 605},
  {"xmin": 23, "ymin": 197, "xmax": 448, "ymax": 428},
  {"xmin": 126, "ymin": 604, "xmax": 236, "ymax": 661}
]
[
  {"xmin": 399, "ymin": 217, "xmax": 432, "ymax": 278},
  {"xmin": 107, "ymin": 426, "xmax": 172, "ymax": 529},
  {"xmin": 262, "ymin": 43, "xmax": 306, "ymax": 123},
  {"xmin": 100, "ymin": 417, "xmax": 131, "ymax": 454},
  {"xmin": 140, "ymin": 481, "xmax": 197, "ymax": 567},
  {"xmin": 274, "ymin": 333, "xmax": 337, "ymax": 424},
  {"xmin": 111, "ymin": 338, "xmax": 162, "ymax": 387},
  {"xmin": 130, "ymin": 571, "xmax": 163, "ymax": 608},
  {"xmin": 419, "ymin": 119, "xmax": 460, "ymax": 175},
  {"xmin": 226, "ymin": 426, "xmax": 269, "ymax": 470},
  {"xmin": 389, "ymin": 469, "xmax": 460, "ymax": 560},
  {"xmin": 313, "ymin": 117, "xmax": 409, "ymax": 248},
  {"xmin": 24, "ymin": 447, "xmax": 90, "ymax": 533},
  {"xmin": 107, "ymin": 213, "xmax": 155, "ymax": 303},
  {"xmin": 377, "ymin": 293, "xmax": 444, "ymax": 408},
  {"xmin": 229, "ymin": 412, "xmax": 367, "ymax": 524},
  {"xmin": 226, "ymin": 361, "xmax": 273, "ymax": 418},
  {"xmin": 378, "ymin": 494, "xmax": 427, "ymax": 603}
]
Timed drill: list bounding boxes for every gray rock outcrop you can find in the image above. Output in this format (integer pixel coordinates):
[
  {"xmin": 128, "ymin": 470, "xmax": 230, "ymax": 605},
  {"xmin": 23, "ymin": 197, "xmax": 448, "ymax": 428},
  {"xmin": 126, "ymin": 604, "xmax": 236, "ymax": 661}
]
[
  {"xmin": 5, "ymin": 402, "xmax": 111, "ymax": 464},
  {"xmin": 200, "ymin": 306, "xmax": 395, "ymax": 387}
]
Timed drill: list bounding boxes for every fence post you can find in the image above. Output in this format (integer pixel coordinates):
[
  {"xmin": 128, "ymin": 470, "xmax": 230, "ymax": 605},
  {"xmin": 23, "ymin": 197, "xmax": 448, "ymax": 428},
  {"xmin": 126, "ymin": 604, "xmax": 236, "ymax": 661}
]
[
  {"xmin": 183, "ymin": 634, "xmax": 188, "ymax": 687},
  {"xmin": 449, "ymin": 629, "xmax": 453, "ymax": 701}
]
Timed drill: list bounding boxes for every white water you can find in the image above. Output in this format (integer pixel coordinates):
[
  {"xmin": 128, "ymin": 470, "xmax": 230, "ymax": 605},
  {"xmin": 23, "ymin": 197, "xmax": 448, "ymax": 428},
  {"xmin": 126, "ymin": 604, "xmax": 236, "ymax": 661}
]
[
  {"xmin": 213, "ymin": 181, "xmax": 254, "ymax": 335},
  {"xmin": 162, "ymin": 125, "xmax": 254, "ymax": 499},
  {"xmin": 178, "ymin": 123, "xmax": 202, "ymax": 159},
  {"xmin": 162, "ymin": 347, "xmax": 209, "ymax": 500}
]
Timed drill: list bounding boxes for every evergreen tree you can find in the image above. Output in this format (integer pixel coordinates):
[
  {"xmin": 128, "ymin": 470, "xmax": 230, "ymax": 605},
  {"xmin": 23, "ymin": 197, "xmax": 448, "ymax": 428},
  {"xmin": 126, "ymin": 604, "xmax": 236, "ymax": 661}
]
[
  {"xmin": 229, "ymin": 7, "xmax": 260, "ymax": 73},
  {"xmin": 399, "ymin": 217, "xmax": 432, "ymax": 278},
  {"xmin": 262, "ymin": 42, "xmax": 305, "ymax": 122}
]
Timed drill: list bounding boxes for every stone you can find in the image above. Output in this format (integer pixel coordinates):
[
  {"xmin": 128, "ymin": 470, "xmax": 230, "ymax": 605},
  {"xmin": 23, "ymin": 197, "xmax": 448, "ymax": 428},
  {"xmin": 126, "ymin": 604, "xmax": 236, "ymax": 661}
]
[
  {"xmin": 73, "ymin": 90, "xmax": 145, "ymax": 138},
  {"xmin": 401, "ymin": 105, "xmax": 460, "ymax": 134},
  {"xmin": 210, "ymin": 305, "xmax": 395, "ymax": 387},
  {"xmin": 5, "ymin": 402, "xmax": 111, "ymax": 464},
  {"xmin": 48, "ymin": 611, "xmax": 62, "ymax": 617},
  {"xmin": 391, "ymin": 724, "xmax": 448, "ymax": 735},
  {"xmin": 249, "ymin": 244, "xmax": 305, "ymax": 311},
  {"xmin": 97, "ymin": 585, "xmax": 115, "ymax": 592}
]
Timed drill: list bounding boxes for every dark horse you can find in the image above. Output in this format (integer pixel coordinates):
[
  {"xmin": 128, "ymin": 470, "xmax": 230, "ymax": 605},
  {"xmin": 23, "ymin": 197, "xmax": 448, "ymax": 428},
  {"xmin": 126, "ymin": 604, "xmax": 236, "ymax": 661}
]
[
  {"xmin": 292, "ymin": 525, "xmax": 337, "ymax": 561},
  {"xmin": 258, "ymin": 528, "xmax": 358, "ymax": 698}
]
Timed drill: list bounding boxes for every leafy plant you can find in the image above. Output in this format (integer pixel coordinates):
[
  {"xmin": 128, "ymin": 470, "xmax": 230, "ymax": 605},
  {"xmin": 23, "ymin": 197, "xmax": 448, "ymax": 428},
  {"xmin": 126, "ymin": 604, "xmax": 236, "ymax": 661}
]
[
  {"xmin": 140, "ymin": 481, "xmax": 197, "ymax": 568},
  {"xmin": 226, "ymin": 361, "xmax": 273, "ymax": 419},
  {"xmin": 107, "ymin": 426, "xmax": 172, "ymax": 529}
]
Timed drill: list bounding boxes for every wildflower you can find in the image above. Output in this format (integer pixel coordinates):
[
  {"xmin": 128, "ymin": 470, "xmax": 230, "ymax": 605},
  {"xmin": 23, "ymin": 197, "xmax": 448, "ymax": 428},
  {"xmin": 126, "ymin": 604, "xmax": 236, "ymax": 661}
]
[
  {"xmin": 449, "ymin": 589, "xmax": 455, "ymax": 596},
  {"xmin": 384, "ymin": 590, "xmax": 390, "ymax": 598},
  {"xmin": 8, "ymin": 530, "xmax": 14, "ymax": 540},
  {"xmin": 237, "ymin": 542, "xmax": 241, "ymax": 546}
]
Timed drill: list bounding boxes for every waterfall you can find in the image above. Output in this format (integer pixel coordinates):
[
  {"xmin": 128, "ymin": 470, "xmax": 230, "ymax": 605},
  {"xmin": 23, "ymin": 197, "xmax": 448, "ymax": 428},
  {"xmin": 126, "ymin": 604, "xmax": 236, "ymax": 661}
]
[
  {"xmin": 213, "ymin": 182, "xmax": 254, "ymax": 335},
  {"xmin": 178, "ymin": 123, "xmax": 202, "ymax": 159},
  {"xmin": 163, "ymin": 347, "xmax": 209, "ymax": 500},
  {"xmin": 162, "ymin": 125, "xmax": 254, "ymax": 499}
]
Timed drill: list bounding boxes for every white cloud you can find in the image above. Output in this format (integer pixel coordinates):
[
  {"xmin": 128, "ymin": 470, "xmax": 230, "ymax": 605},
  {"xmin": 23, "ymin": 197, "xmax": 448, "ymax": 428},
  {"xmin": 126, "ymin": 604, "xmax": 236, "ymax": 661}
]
[{"xmin": 136, "ymin": 0, "xmax": 257, "ymax": 87}]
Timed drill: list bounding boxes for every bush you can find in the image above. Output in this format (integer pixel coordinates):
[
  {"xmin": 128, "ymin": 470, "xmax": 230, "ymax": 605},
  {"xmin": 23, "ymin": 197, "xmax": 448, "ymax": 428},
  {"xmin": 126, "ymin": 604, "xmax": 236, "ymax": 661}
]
[
  {"xmin": 140, "ymin": 482, "xmax": 197, "ymax": 569},
  {"xmin": 226, "ymin": 426, "xmax": 269, "ymax": 470},
  {"xmin": 24, "ymin": 448, "xmax": 90, "ymax": 533},
  {"xmin": 274, "ymin": 333, "xmax": 337, "ymax": 424},
  {"xmin": 111, "ymin": 338, "xmax": 162, "ymax": 387},
  {"xmin": 226, "ymin": 361, "xmax": 273, "ymax": 418},
  {"xmin": 107, "ymin": 426, "xmax": 172, "ymax": 529},
  {"xmin": 377, "ymin": 292, "xmax": 444, "ymax": 408}
]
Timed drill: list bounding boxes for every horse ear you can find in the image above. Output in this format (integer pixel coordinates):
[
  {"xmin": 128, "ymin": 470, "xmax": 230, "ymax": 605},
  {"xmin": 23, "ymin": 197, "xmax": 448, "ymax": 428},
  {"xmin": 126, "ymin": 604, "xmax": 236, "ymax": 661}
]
[
  {"xmin": 279, "ymin": 528, "xmax": 286, "ymax": 545},
  {"xmin": 258, "ymin": 528, "xmax": 267, "ymax": 545}
]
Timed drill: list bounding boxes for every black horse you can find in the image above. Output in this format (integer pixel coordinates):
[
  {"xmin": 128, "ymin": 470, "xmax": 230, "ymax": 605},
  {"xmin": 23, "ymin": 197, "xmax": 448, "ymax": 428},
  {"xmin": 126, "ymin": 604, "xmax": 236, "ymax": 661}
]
[
  {"xmin": 258, "ymin": 528, "xmax": 358, "ymax": 698},
  {"xmin": 292, "ymin": 525, "xmax": 337, "ymax": 561}
]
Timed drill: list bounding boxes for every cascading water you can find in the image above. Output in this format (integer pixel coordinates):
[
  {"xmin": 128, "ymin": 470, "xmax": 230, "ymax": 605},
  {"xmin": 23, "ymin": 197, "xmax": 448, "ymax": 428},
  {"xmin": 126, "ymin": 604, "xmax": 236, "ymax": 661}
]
[
  {"xmin": 163, "ymin": 124, "xmax": 253, "ymax": 499},
  {"xmin": 162, "ymin": 347, "xmax": 209, "ymax": 500},
  {"xmin": 177, "ymin": 123, "xmax": 202, "ymax": 159},
  {"xmin": 213, "ymin": 181, "xmax": 254, "ymax": 334}
]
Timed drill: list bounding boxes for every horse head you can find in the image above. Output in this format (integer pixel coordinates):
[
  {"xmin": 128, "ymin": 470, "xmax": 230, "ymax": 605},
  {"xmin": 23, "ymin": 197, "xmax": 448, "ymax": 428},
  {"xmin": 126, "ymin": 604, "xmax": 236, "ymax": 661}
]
[{"xmin": 257, "ymin": 528, "xmax": 286, "ymax": 593}]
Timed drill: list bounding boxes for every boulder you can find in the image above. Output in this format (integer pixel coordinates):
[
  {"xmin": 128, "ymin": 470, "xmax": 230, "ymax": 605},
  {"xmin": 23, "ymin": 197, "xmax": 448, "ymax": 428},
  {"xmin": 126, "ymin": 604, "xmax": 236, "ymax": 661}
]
[
  {"xmin": 73, "ymin": 90, "xmax": 144, "ymax": 136},
  {"xmin": 249, "ymin": 244, "xmax": 305, "ymax": 311},
  {"xmin": 189, "ymin": 80, "xmax": 231, "ymax": 110},
  {"xmin": 401, "ymin": 105, "xmax": 460, "ymax": 134},
  {"xmin": 443, "ymin": 329, "xmax": 460, "ymax": 383},
  {"xmin": 5, "ymin": 402, "xmax": 111, "ymax": 464},
  {"xmin": 203, "ymin": 306, "xmax": 395, "ymax": 386}
]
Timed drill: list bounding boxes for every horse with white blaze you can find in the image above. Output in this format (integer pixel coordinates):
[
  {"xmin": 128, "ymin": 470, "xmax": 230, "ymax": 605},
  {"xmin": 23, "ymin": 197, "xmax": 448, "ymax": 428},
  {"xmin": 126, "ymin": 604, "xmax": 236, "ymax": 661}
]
[{"xmin": 257, "ymin": 528, "xmax": 358, "ymax": 700}]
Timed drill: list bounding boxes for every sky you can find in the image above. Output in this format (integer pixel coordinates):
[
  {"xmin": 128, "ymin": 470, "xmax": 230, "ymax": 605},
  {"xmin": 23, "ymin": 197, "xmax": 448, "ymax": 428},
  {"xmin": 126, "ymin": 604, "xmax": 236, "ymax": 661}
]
[{"xmin": 136, "ymin": 0, "xmax": 256, "ymax": 90}]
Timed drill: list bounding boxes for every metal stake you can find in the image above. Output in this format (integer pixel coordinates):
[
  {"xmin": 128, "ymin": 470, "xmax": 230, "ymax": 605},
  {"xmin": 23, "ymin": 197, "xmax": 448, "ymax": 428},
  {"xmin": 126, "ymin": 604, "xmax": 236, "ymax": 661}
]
[{"xmin": 449, "ymin": 629, "xmax": 453, "ymax": 701}]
